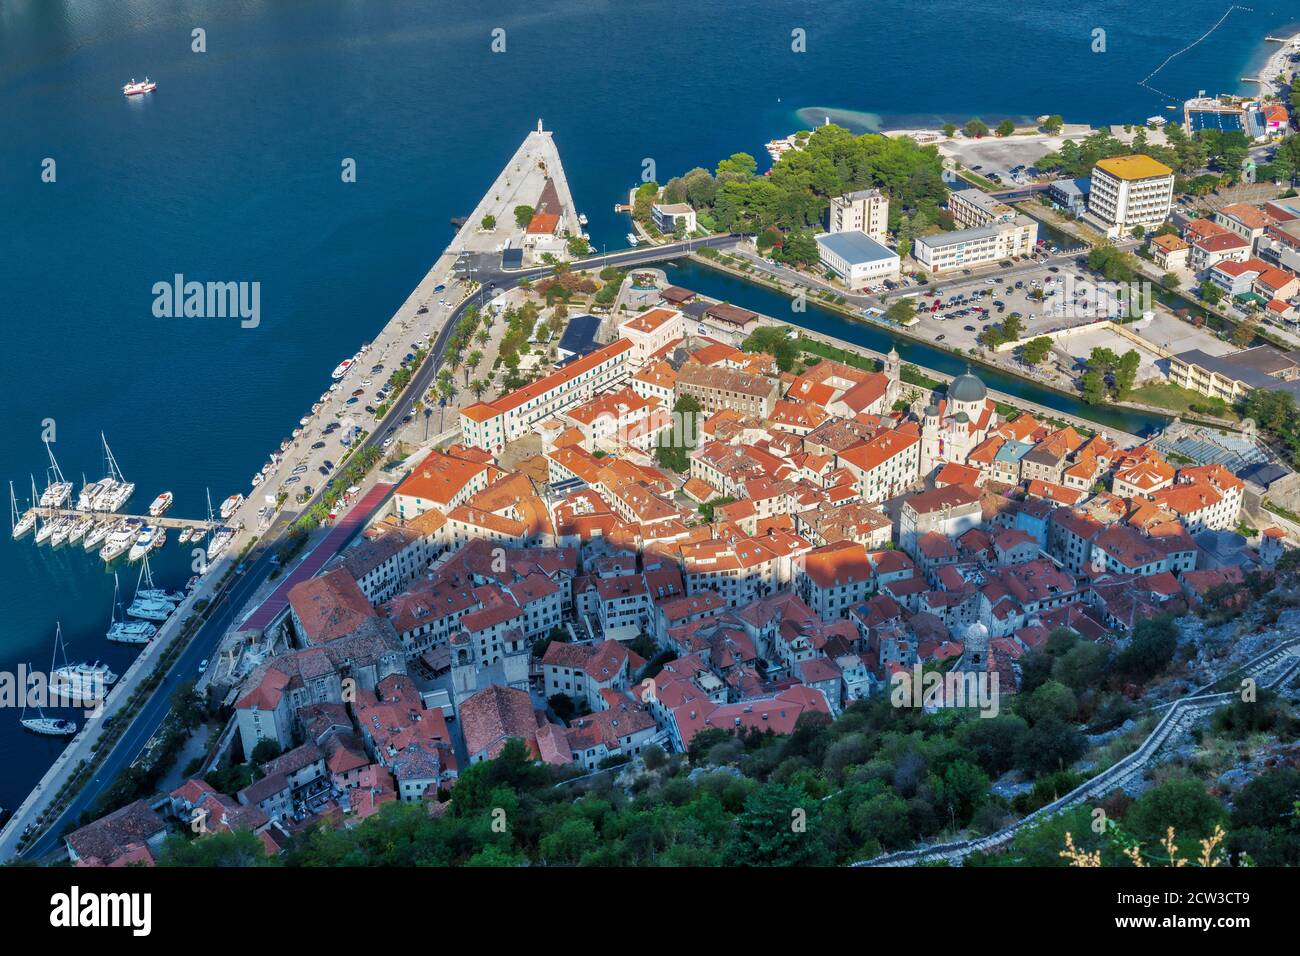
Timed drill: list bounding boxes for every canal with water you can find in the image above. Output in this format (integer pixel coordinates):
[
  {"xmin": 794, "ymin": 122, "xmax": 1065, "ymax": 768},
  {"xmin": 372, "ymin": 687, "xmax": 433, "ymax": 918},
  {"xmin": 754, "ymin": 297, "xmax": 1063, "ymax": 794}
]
[{"xmin": 665, "ymin": 258, "xmax": 1172, "ymax": 438}]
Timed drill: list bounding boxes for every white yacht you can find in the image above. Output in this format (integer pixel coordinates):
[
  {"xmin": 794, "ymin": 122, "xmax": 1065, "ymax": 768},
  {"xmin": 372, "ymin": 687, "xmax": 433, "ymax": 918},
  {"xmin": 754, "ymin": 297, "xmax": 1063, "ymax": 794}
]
[
  {"xmin": 220, "ymin": 494, "xmax": 244, "ymax": 520},
  {"xmin": 178, "ymin": 526, "xmax": 193, "ymax": 544},
  {"xmin": 99, "ymin": 523, "xmax": 136, "ymax": 562},
  {"xmin": 10, "ymin": 481, "xmax": 35, "ymax": 540},
  {"xmin": 106, "ymin": 572, "xmax": 156, "ymax": 644},
  {"xmin": 627, "ymin": 233, "xmax": 640, "ymax": 247},
  {"xmin": 128, "ymin": 525, "xmax": 159, "ymax": 562},
  {"xmin": 148, "ymin": 491, "xmax": 174, "ymax": 516}
]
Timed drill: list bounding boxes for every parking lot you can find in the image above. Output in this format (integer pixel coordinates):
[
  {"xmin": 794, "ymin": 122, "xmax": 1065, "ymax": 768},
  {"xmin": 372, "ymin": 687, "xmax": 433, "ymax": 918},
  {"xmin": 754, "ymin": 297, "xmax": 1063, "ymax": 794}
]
[
  {"xmin": 907, "ymin": 261, "xmax": 1090, "ymax": 353},
  {"xmin": 907, "ymin": 258, "xmax": 1239, "ymax": 384},
  {"xmin": 937, "ymin": 130, "xmax": 1091, "ymax": 184},
  {"xmin": 246, "ymin": 279, "xmax": 468, "ymax": 530}
]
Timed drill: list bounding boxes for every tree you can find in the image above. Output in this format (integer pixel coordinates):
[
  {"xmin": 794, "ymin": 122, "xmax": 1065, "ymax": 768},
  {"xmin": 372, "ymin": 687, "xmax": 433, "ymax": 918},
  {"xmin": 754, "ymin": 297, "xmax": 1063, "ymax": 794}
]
[
  {"xmin": 1043, "ymin": 115, "xmax": 1064, "ymax": 134},
  {"xmin": 942, "ymin": 122, "xmax": 957, "ymax": 138},
  {"xmin": 885, "ymin": 298, "xmax": 917, "ymax": 325},
  {"xmin": 964, "ymin": 118, "xmax": 989, "ymax": 138},
  {"xmin": 1021, "ymin": 680, "xmax": 1078, "ymax": 724},
  {"xmin": 1124, "ymin": 777, "xmax": 1227, "ymax": 849},
  {"xmin": 995, "ymin": 119, "xmax": 1015, "ymax": 137},
  {"xmin": 1232, "ymin": 315, "xmax": 1258, "ymax": 349},
  {"xmin": 1198, "ymin": 280, "xmax": 1223, "ymax": 306},
  {"xmin": 716, "ymin": 152, "xmax": 758, "ymax": 180},
  {"xmin": 250, "ymin": 739, "xmax": 282, "ymax": 765},
  {"xmin": 1114, "ymin": 616, "xmax": 1177, "ymax": 683},
  {"xmin": 1021, "ymin": 336, "xmax": 1053, "ymax": 365},
  {"xmin": 958, "ymin": 714, "xmax": 1030, "ymax": 777},
  {"xmin": 158, "ymin": 830, "xmax": 274, "ymax": 867},
  {"xmin": 539, "ymin": 817, "xmax": 598, "ymax": 865},
  {"xmin": 771, "ymin": 230, "xmax": 819, "ymax": 267},
  {"xmin": 742, "ymin": 326, "xmax": 800, "ymax": 372},
  {"xmin": 1229, "ymin": 768, "xmax": 1300, "ymax": 866},
  {"xmin": 726, "ymin": 782, "xmax": 831, "ymax": 866},
  {"xmin": 513, "ymin": 205, "xmax": 535, "ymax": 228},
  {"xmin": 481, "ymin": 214, "xmax": 496, "ymax": 230},
  {"xmin": 1162, "ymin": 272, "xmax": 1180, "ymax": 290},
  {"xmin": 1113, "ymin": 349, "xmax": 1140, "ymax": 399},
  {"xmin": 655, "ymin": 394, "xmax": 702, "ymax": 473},
  {"xmin": 566, "ymin": 236, "xmax": 590, "ymax": 257},
  {"xmin": 1015, "ymin": 715, "xmax": 1085, "ymax": 777},
  {"xmin": 1081, "ymin": 368, "xmax": 1107, "ymax": 404}
]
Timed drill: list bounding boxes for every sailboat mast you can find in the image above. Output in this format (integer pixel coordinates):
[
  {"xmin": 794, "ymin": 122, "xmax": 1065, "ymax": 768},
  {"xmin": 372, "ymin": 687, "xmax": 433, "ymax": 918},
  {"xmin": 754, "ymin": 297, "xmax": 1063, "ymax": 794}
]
[
  {"xmin": 45, "ymin": 438, "xmax": 66, "ymax": 486},
  {"xmin": 102, "ymin": 432, "xmax": 126, "ymax": 483}
]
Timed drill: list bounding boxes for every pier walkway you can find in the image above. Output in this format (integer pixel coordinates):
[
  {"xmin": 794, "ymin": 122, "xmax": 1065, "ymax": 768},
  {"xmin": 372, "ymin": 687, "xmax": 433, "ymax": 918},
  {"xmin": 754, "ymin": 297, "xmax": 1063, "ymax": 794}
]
[{"xmin": 30, "ymin": 507, "xmax": 220, "ymax": 532}]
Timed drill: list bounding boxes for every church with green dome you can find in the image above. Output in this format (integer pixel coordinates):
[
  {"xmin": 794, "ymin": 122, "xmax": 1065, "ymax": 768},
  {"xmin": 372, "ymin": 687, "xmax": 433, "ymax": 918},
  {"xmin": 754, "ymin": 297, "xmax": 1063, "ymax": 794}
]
[{"xmin": 919, "ymin": 367, "xmax": 999, "ymax": 475}]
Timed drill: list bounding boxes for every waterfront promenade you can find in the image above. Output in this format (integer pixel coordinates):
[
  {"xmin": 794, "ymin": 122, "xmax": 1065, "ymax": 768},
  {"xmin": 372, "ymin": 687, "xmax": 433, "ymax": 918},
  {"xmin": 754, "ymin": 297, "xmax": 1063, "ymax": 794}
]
[{"xmin": 0, "ymin": 129, "xmax": 570, "ymax": 861}]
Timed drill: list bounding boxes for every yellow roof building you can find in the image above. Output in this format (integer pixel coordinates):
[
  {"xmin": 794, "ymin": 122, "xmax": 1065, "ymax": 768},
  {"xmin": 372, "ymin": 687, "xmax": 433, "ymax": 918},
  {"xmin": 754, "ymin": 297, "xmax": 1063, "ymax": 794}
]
[{"xmin": 1094, "ymin": 154, "xmax": 1174, "ymax": 181}]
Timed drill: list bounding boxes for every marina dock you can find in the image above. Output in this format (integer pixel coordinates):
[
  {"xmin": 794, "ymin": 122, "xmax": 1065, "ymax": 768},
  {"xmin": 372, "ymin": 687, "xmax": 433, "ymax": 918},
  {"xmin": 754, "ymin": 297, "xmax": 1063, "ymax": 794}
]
[{"xmin": 25, "ymin": 507, "xmax": 220, "ymax": 533}]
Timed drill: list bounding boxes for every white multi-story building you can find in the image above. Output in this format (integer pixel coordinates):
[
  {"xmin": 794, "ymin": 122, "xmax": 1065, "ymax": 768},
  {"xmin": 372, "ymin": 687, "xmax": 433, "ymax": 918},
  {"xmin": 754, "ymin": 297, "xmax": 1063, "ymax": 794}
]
[
  {"xmin": 836, "ymin": 427, "xmax": 921, "ymax": 503},
  {"xmin": 652, "ymin": 203, "xmax": 697, "ymax": 234},
  {"xmin": 912, "ymin": 216, "xmax": 1037, "ymax": 275},
  {"xmin": 618, "ymin": 307, "xmax": 684, "ymax": 369},
  {"xmin": 826, "ymin": 189, "xmax": 889, "ymax": 242},
  {"xmin": 1085, "ymin": 155, "xmax": 1174, "ymax": 237},
  {"xmin": 459, "ymin": 339, "xmax": 632, "ymax": 452},
  {"xmin": 947, "ymin": 189, "xmax": 1016, "ymax": 229}
]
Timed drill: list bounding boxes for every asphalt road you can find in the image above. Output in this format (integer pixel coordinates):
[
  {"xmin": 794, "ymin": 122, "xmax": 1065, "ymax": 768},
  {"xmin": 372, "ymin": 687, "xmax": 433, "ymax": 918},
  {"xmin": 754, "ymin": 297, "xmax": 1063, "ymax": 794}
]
[{"xmin": 18, "ymin": 234, "xmax": 735, "ymax": 860}]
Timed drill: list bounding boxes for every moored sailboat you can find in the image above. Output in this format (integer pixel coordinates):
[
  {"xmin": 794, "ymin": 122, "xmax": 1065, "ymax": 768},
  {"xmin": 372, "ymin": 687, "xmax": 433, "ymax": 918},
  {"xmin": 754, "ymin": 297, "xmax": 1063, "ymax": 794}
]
[{"xmin": 107, "ymin": 572, "xmax": 157, "ymax": 644}]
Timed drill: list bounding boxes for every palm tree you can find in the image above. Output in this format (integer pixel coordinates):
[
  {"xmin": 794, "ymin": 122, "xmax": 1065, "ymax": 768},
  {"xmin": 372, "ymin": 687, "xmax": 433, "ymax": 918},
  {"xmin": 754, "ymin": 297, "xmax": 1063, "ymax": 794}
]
[
  {"xmin": 475, "ymin": 329, "xmax": 490, "ymax": 346},
  {"xmin": 466, "ymin": 350, "xmax": 484, "ymax": 385},
  {"xmin": 470, "ymin": 379, "xmax": 488, "ymax": 400}
]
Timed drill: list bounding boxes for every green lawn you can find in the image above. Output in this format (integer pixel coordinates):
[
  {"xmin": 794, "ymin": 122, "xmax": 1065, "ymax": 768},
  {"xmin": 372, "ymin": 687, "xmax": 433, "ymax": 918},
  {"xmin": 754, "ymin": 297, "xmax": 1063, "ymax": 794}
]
[{"xmin": 1127, "ymin": 381, "xmax": 1236, "ymax": 420}]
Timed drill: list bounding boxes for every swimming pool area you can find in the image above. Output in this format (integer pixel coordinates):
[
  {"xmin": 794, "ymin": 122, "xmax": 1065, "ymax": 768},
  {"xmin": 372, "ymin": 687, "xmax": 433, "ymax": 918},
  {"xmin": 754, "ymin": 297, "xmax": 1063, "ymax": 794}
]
[{"xmin": 1187, "ymin": 108, "xmax": 1244, "ymax": 133}]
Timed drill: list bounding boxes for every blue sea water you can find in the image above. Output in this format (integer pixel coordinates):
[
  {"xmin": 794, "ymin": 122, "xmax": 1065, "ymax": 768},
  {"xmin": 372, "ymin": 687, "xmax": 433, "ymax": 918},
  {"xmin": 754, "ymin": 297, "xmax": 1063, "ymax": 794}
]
[{"xmin": 0, "ymin": 0, "xmax": 1296, "ymax": 809}]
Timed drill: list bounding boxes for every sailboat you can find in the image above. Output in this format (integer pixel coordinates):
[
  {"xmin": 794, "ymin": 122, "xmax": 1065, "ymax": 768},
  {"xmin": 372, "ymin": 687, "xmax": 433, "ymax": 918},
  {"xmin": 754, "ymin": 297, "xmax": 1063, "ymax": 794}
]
[
  {"xmin": 76, "ymin": 476, "xmax": 107, "ymax": 512},
  {"xmin": 20, "ymin": 632, "xmax": 76, "ymax": 736},
  {"xmin": 94, "ymin": 433, "xmax": 135, "ymax": 513},
  {"xmin": 10, "ymin": 481, "xmax": 34, "ymax": 539},
  {"xmin": 39, "ymin": 439, "xmax": 72, "ymax": 509},
  {"xmin": 83, "ymin": 517, "xmax": 113, "ymax": 551},
  {"xmin": 49, "ymin": 515, "xmax": 76, "ymax": 547},
  {"xmin": 127, "ymin": 556, "xmax": 175, "ymax": 621},
  {"xmin": 107, "ymin": 571, "xmax": 157, "ymax": 644},
  {"xmin": 49, "ymin": 624, "xmax": 118, "ymax": 705}
]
